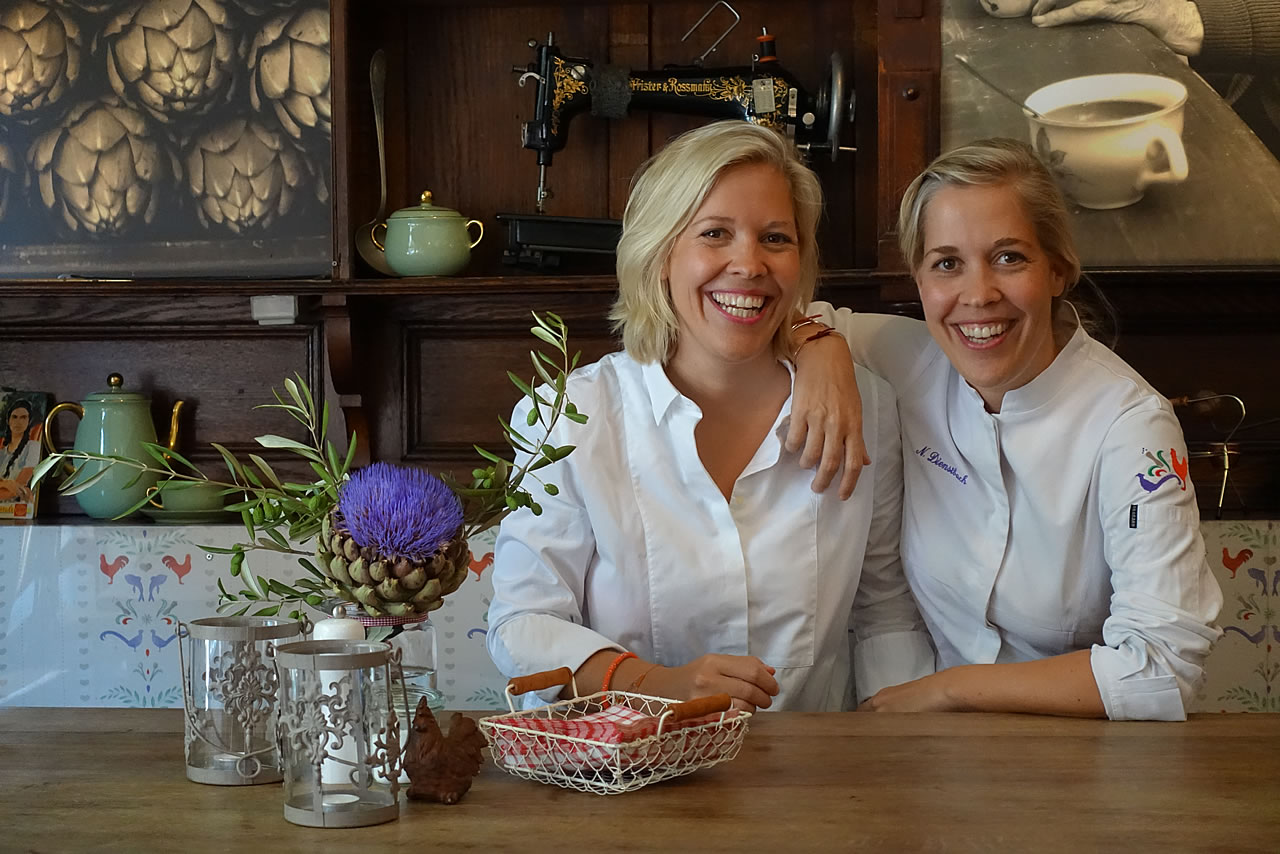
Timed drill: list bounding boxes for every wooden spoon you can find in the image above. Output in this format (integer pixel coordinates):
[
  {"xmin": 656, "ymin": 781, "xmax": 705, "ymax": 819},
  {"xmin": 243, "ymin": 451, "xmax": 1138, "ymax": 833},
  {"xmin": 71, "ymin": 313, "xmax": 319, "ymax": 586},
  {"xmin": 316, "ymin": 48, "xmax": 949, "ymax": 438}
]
[{"xmin": 355, "ymin": 50, "xmax": 395, "ymax": 275}]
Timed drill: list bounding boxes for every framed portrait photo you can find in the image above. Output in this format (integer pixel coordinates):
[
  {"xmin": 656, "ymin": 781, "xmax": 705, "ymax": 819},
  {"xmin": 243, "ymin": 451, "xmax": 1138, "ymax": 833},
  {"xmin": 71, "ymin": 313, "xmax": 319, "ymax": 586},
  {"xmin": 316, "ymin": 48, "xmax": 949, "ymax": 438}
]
[{"xmin": 0, "ymin": 389, "xmax": 53, "ymax": 521}]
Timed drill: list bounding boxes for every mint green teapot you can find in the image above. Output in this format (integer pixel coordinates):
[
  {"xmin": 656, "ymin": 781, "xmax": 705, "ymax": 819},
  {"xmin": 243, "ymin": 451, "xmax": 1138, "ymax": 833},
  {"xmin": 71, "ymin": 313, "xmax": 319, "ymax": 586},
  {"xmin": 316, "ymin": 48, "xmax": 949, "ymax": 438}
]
[
  {"xmin": 371, "ymin": 190, "xmax": 483, "ymax": 276},
  {"xmin": 43, "ymin": 373, "xmax": 185, "ymax": 519}
]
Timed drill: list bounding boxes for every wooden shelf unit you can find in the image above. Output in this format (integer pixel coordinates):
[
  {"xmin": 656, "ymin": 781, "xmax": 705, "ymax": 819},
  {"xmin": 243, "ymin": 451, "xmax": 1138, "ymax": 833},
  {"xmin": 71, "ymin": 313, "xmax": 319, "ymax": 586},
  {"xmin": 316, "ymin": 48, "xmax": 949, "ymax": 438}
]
[{"xmin": 8, "ymin": 0, "xmax": 1277, "ymax": 517}]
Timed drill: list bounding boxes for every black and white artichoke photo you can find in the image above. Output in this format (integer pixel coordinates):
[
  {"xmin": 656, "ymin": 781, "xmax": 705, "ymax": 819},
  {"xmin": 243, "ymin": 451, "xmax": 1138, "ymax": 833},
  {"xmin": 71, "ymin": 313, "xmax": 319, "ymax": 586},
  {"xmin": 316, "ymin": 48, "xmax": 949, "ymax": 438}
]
[{"xmin": 0, "ymin": 0, "xmax": 332, "ymax": 277}]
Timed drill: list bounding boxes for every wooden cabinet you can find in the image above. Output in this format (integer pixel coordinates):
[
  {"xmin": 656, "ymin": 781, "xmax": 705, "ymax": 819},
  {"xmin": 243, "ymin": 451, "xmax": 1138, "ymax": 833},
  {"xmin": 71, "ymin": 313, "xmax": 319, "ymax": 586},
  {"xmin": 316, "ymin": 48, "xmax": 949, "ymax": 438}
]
[
  {"xmin": 7, "ymin": 0, "xmax": 933, "ymax": 518},
  {"xmin": 329, "ymin": 0, "xmax": 941, "ymax": 276},
  {"xmin": 325, "ymin": 0, "xmax": 934, "ymax": 479},
  {"xmin": 8, "ymin": 0, "xmax": 1275, "ymax": 518}
]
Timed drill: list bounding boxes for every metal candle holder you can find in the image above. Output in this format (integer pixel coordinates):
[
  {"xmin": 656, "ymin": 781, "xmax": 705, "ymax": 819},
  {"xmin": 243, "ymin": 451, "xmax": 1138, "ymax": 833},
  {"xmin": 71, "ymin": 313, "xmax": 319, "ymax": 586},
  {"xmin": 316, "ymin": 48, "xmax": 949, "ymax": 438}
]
[
  {"xmin": 271, "ymin": 639, "xmax": 409, "ymax": 828},
  {"xmin": 177, "ymin": 615, "xmax": 307, "ymax": 786}
]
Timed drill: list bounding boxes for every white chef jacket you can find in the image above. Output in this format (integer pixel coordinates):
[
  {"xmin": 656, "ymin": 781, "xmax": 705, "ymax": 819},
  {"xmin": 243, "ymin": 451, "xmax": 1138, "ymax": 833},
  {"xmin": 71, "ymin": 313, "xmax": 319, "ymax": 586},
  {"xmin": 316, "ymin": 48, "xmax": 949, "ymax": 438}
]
[
  {"xmin": 813, "ymin": 303, "xmax": 1223, "ymax": 721},
  {"xmin": 486, "ymin": 351, "xmax": 936, "ymax": 711}
]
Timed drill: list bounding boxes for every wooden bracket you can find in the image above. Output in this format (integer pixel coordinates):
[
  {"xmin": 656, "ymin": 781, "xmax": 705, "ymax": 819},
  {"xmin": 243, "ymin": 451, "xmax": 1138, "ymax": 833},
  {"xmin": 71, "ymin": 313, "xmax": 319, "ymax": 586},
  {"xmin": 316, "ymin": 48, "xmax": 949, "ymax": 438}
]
[{"xmin": 322, "ymin": 293, "xmax": 371, "ymax": 468}]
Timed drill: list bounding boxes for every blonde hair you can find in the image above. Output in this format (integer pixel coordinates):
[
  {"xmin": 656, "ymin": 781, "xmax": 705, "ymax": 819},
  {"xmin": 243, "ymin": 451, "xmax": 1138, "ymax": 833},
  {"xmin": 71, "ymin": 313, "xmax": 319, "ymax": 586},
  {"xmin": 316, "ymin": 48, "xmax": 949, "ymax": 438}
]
[
  {"xmin": 897, "ymin": 137, "xmax": 1082, "ymax": 292},
  {"xmin": 611, "ymin": 120, "xmax": 824, "ymax": 364}
]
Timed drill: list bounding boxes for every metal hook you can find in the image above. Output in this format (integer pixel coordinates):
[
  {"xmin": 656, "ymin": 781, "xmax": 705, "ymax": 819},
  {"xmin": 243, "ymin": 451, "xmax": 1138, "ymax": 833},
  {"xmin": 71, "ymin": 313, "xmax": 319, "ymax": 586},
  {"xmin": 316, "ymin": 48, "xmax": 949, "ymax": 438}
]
[
  {"xmin": 680, "ymin": 1, "xmax": 741, "ymax": 66},
  {"xmin": 1175, "ymin": 393, "xmax": 1247, "ymax": 518}
]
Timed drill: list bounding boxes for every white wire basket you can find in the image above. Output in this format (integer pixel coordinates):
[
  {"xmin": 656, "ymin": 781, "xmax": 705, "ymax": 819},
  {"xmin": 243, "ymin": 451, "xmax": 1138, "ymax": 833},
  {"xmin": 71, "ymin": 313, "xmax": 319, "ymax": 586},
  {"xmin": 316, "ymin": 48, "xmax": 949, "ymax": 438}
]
[{"xmin": 478, "ymin": 667, "xmax": 751, "ymax": 795}]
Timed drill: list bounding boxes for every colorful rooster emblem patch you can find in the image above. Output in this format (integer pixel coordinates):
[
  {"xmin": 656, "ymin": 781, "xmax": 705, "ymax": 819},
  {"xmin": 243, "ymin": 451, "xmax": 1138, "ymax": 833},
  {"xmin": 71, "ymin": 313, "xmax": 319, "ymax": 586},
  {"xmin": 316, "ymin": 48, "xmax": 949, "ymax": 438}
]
[{"xmin": 1137, "ymin": 448, "xmax": 1188, "ymax": 493}]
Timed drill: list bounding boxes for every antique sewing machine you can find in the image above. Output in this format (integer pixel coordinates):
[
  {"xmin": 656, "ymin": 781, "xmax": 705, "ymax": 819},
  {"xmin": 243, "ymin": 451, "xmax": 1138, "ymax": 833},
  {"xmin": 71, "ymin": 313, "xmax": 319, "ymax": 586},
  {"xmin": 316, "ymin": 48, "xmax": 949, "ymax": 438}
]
[{"xmin": 499, "ymin": 3, "xmax": 855, "ymax": 267}]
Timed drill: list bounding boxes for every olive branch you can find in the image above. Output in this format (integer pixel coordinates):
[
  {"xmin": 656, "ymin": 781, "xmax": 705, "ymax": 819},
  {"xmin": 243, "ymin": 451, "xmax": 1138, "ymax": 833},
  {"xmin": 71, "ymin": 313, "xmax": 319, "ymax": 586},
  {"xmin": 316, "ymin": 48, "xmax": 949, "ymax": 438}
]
[{"xmin": 31, "ymin": 312, "xmax": 586, "ymax": 620}]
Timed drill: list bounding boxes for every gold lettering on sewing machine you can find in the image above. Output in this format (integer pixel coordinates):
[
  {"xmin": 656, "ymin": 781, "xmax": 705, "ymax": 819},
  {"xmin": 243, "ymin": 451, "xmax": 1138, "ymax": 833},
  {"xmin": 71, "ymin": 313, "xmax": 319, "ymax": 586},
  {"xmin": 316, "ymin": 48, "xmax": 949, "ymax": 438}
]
[{"xmin": 629, "ymin": 76, "xmax": 750, "ymax": 104}]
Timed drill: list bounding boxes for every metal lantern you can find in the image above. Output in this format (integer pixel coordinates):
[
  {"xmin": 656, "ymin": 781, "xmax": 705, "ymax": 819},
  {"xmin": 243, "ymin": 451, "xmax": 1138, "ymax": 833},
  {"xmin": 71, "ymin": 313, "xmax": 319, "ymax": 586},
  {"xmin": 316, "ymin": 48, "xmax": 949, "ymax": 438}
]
[
  {"xmin": 177, "ymin": 615, "xmax": 307, "ymax": 785},
  {"xmin": 272, "ymin": 639, "xmax": 408, "ymax": 828}
]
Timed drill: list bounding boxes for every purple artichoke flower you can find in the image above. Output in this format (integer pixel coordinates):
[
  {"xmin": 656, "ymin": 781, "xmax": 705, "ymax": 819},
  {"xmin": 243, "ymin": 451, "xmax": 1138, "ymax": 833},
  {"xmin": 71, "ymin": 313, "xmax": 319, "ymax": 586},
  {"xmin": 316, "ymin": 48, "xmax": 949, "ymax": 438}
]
[{"xmin": 336, "ymin": 462, "xmax": 463, "ymax": 560}]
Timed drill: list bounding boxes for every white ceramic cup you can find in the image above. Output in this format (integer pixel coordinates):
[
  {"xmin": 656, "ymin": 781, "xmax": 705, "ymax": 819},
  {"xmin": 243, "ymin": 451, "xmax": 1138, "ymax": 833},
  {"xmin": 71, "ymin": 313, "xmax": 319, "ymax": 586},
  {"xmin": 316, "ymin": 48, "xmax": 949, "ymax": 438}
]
[{"xmin": 1024, "ymin": 73, "xmax": 1188, "ymax": 209}]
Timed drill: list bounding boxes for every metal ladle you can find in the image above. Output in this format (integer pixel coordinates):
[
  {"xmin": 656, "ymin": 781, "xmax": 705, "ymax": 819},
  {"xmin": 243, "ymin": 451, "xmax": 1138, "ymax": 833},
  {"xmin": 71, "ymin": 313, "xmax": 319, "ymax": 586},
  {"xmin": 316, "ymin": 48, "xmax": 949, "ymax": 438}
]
[
  {"xmin": 355, "ymin": 50, "xmax": 395, "ymax": 275},
  {"xmin": 954, "ymin": 54, "xmax": 1043, "ymax": 120}
]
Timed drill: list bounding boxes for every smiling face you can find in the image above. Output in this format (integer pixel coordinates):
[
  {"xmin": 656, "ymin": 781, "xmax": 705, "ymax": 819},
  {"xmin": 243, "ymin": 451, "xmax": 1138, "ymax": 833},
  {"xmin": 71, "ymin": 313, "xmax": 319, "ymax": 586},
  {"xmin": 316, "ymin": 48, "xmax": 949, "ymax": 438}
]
[
  {"xmin": 663, "ymin": 161, "xmax": 801, "ymax": 376},
  {"xmin": 7, "ymin": 406, "xmax": 30, "ymax": 446},
  {"xmin": 915, "ymin": 182, "xmax": 1066, "ymax": 412}
]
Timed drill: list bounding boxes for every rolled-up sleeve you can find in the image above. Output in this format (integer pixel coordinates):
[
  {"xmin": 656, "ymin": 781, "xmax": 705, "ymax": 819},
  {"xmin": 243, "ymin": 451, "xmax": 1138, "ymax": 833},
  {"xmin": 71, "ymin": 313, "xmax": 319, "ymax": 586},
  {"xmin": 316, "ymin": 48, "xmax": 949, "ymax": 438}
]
[
  {"xmin": 1091, "ymin": 406, "xmax": 1224, "ymax": 721},
  {"xmin": 485, "ymin": 395, "xmax": 621, "ymax": 709},
  {"xmin": 847, "ymin": 370, "xmax": 937, "ymax": 703}
]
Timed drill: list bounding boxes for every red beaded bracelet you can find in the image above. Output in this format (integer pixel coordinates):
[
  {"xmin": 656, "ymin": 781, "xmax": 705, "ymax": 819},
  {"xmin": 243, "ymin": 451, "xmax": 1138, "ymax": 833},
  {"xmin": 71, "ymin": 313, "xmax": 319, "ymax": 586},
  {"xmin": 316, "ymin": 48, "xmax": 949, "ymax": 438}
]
[{"xmin": 602, "ymin": 651, "xmax": 637, "ymax": 694}]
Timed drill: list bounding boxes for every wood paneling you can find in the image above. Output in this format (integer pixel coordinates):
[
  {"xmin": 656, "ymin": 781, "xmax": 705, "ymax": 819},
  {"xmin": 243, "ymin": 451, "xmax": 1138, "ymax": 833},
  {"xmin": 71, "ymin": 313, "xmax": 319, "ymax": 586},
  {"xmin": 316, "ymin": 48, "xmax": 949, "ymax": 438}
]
[
  {"xmin": 350, "ymin": 290, "xmax": 618, "ymax": 472},
  {"xmin": 1094, "ymin": 274, "xmax": 1280, "ymax": 513},
  {"xmin": 876, "ymin": 69, "xmax": 936, "ymax": 272},
  {"xmin": 1117, "ymin": 328, "xmax": 1280, "ymax": 518},
  {"xmin": 607, "ymin": 4, "xmax": 652, "ymax": 221},
  {"xmin": 875, "ymin": 0, "xmax": 939, "ymax": 271},
  {"xmin": 12, "ymin": 0, "xmax": 1278, "ymax": 525},
  {"xmin": 330, "ymin": 0, "xmax": 354, "ymax": 281},
  {"xmin": 335, "ymin": 2, "xmax": 865, "ymax": 275}
]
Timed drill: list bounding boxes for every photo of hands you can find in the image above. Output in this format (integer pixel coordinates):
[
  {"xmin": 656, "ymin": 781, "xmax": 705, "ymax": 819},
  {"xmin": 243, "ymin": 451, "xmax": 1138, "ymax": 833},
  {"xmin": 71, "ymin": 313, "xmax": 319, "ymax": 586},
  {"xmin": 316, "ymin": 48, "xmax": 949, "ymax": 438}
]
[
  {"xmin": 1029, "ymin": 0, "xmax": 1280, "ymax": 158},
  {"xmin": 946, "ymin": 0, "xmax": 1280, "ymax": 265}
]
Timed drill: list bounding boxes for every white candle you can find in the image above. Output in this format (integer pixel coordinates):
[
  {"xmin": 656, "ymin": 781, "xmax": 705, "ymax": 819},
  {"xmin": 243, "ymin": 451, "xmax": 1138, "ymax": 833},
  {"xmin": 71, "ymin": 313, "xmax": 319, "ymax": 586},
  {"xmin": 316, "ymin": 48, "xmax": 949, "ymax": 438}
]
[
  {"xmin": 313, "ymin": 611, "xmax": 365, "ymax": 642},
  {"xmin": 313, "ymin": 609, "xmax": 365, "ymax": 787}
]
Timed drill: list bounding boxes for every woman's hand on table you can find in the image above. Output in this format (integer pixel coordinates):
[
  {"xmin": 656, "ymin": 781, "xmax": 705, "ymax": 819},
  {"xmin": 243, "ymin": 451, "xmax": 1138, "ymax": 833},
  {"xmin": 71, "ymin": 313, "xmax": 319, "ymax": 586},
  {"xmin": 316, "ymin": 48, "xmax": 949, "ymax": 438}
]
[
  {"xmin": 648, "ymin": 654, "xmax": 780, "ymax": 713},
  {"xmin": 859, "ymin": 655, "xmax": 1105, "ymax": 716},
  {"xmin": 858, "ymin": 673, "xmax": 960, "ymax": 713},
  {"xmin": 787, "ymin": 329, "xmax": 869, "ymax": 500}
]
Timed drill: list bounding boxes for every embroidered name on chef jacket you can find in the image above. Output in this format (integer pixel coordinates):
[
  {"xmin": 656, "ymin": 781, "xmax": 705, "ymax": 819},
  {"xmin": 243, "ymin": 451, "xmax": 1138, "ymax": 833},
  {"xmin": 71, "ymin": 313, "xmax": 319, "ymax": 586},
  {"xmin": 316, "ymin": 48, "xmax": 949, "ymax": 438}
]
[{"xmin": 914, "ymin": 445, "xmax": 969, "ymax": 486}]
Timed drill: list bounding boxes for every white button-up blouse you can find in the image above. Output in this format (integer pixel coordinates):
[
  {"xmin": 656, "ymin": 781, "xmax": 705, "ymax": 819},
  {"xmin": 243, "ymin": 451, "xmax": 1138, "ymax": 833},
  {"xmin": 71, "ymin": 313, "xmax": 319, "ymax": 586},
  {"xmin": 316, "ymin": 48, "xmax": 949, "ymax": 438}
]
[
  {"xmin": 814, "ymin": 304, "xmax": 1224, "ymax": 721},
  {"xmin": 486, "ymin": 351, "xmax": 936, "ymax": 711}
]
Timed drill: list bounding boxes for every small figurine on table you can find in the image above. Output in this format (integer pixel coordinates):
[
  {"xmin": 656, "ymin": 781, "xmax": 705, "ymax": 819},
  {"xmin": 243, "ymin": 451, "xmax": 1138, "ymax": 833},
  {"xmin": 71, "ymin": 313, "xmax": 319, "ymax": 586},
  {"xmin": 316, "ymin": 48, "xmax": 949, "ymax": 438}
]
[{"xmin": 403, "ymin": 697, "xmax": 487, "ymax": 804}]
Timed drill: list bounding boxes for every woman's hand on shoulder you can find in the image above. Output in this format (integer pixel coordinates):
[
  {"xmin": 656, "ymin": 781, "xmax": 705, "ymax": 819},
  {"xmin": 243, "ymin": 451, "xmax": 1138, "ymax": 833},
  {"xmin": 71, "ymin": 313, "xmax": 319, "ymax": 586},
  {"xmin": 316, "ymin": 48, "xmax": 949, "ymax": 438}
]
[
  {"xmin": 787, "ymin": 331, "xmax": 869, "ymax": 500},
  {"xmin": 648, "ymin": 654, "xmax": 779, "ymax": 713}
]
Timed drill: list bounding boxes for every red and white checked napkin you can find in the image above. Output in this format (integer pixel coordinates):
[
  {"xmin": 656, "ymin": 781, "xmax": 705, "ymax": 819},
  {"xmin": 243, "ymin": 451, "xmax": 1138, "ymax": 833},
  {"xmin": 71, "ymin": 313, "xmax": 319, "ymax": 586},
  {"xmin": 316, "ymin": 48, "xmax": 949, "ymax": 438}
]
[{"xmin": 486, "ymin": 703, "xmax": 738, "ymax": 773}]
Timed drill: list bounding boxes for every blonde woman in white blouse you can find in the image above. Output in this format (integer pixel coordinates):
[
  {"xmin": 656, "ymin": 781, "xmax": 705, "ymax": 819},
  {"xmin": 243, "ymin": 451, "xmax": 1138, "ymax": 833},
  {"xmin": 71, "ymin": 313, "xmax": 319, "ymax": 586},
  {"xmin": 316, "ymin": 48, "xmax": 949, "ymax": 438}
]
[{"xmin": 485, "ymin": 121, "xmax": 935, "ymax": 712}]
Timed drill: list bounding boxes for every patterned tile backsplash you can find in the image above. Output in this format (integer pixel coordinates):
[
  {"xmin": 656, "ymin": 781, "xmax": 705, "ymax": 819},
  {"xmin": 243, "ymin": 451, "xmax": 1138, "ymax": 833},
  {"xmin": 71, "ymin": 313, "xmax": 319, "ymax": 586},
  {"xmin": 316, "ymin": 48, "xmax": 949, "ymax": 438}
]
[
  {"xmin": 0, "ymin": 522, "xmax": 508, "ymax": 711},
  {"xmin": 1197, "ymin": 521, "xmax": 1279, "ymax": 713},
  {"xmin": 0, "ymin": 520, "xmax": 1275, "ymax": 713}
]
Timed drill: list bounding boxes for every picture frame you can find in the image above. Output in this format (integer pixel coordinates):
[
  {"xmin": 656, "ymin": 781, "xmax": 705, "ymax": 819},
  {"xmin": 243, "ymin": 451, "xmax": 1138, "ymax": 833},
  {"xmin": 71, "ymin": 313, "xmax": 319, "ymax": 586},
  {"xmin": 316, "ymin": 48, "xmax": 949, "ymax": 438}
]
[
  {"xmin": 0, "ymin": 1, "xmax": 333, "ymax": 279},
  {"xmin": 0, "ymin": 389, "xmax": 52, "ymax": 521}
]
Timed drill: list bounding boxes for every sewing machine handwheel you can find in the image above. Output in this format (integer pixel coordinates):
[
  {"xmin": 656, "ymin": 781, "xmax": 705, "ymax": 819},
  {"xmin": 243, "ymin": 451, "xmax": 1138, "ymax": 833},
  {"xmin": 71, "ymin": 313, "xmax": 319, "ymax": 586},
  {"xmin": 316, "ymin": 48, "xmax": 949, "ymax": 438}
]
[{"xmin": 821, "ymin": 51, "xmax": 853, "ymax": 162}]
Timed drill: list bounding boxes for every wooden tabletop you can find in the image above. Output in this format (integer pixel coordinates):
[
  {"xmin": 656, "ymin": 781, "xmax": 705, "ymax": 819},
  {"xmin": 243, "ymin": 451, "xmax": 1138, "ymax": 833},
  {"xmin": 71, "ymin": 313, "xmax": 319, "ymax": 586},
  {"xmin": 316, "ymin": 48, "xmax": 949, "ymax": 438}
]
[
  {"xmin": 2, "ymin": 707, "xmax": 1278, "ymax": 853},
  {"xmin": 943, "ymin": 0, "xmax": 1280, "ymax": 266}
]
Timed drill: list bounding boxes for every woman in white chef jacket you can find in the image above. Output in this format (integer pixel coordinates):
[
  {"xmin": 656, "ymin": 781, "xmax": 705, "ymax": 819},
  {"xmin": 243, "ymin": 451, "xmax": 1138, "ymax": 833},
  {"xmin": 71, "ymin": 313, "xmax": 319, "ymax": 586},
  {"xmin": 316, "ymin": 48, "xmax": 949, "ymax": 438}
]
[
  {"xmin": 794, "ymin": 138, "xmax": 1223, "ymax": 720},
  {"xmin": 485, "ymin": 121, "xmax": 936, "ymax": 712}
]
